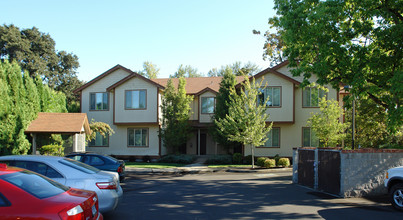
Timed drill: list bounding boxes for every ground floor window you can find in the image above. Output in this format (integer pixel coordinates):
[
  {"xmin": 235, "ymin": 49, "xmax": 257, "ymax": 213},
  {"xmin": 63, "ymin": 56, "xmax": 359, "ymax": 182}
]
[
  {"xmin": 263, "ymin": 127, "xmax": 280, "ymax": 147},
  {"xmin": 128, "ymin": 128, "xmax": 148, "ymax": 147},
  {"xmin": 88, "ymin": 132, "xmax": 108, "ymax": 147},
  {"xmin": 302, "ymin": 127, "xmax": 319, "ymax": 147}
]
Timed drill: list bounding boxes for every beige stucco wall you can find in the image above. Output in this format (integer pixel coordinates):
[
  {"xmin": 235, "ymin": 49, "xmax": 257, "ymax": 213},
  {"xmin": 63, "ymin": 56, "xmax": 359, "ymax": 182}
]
[
  {"xmin": 249, "ymin": 67, "xmax": 340, "ymax": 158},
  {"xmin": 189, "ymin": 96, "xmax": 199, "ymax": 121},
  {"xmin": 255, "ymin": 74, "xmax": 294, "ymax": 122},
  {"xmin": 114, "ymin": 77, "xmax": 159, "ymax": 123},
  {"xmin": 87, "ymin": 125, "xmax": 160, "ymax": 156},
  {"xmin": 82, "ymin": 69, "xmax": 130, "ymax": 127},
  {"xmin": 199, "ymin": 91, "xmax": 216, "ymax": 123}
]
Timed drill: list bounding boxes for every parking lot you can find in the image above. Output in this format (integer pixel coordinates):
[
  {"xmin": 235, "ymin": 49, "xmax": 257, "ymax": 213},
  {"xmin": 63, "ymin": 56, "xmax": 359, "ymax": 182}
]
[{"xmin": 105, "ymin": 170, "xmax": 402, "ymax": 219}]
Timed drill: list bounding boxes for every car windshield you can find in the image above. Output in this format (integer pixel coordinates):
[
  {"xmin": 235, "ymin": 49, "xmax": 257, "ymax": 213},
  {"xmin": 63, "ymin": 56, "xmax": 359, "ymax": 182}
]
[
  {"xmin": 0, "ymin": 170, "xmax": 69, "ymax": 199},
  {"xmin": 60, "ymin": 158, "xmax": 100, "ymax": 174}
]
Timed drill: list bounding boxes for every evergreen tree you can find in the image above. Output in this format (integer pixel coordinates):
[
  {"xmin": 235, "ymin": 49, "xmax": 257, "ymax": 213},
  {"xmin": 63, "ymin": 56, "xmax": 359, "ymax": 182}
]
[
  {"xmin": 0, "ymin": 61, "xmax": 67, "ymax": 155},
  {"xmin": 160, "ymin": 78, "xmax": 193, "ymax": 153},
  {"xmin": 210, "ymin": 67, "xmax": 239, "ymax": 150}
]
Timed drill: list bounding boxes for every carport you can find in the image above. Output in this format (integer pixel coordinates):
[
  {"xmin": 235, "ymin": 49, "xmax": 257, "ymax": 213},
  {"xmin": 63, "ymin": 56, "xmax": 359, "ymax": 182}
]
[{"xmin": 25, "ymin": 112, "xmax": 91, "ymax": 155}]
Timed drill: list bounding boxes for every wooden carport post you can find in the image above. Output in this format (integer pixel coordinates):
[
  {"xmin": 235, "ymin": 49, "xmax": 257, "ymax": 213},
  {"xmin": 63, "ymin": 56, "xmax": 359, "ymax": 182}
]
[{"xmin": 31, "ymin": 133, "xmax": 37, "ymax": 155}]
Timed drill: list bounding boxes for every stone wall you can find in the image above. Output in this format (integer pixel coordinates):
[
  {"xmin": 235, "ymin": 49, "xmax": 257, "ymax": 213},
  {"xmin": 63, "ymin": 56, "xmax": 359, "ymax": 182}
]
[
  {"xmin": 293, "ymin": 148, "xmax": 403, "ymax": 197},
  {"xmin": 340, "ymin": 149, "xmax": 403, "ymax": 197}
]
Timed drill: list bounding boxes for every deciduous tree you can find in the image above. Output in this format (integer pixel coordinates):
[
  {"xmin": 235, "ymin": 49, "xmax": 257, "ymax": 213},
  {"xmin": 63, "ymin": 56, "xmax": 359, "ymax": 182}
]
[
  {"xmin": 208, "ymin": 61, "xmax": 260, "ymax": 77},
  {"xmin": 215, "ymin": 76, "xmax": 271, "ymax": 168},
  {"xmin": 160, "ymin": 78, "xmax": 193, "ymax": 153},
  {"xmin": 170, "ymin": 64, "xmax": 203, "ymax": 78},
  {"xmin": 0, "ymin": 24, "xmax": 83, "ymax": 111},
  {"xmin": 269, "ymin": 0, "xmax": 402, "ymax": 131},
  {"xmin": 138, "ymin": 61, "xmax": 160, "ymax": 79},
  {"xmin": 307, "ymin": 90, "xmax": 349, "ymax": 147}
]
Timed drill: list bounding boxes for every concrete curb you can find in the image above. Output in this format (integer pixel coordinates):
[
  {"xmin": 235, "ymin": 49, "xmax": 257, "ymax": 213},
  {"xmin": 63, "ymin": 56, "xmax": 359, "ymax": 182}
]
[{"xmin": 126, "ymin": 167, "xmax": 292, "ymax": 174}]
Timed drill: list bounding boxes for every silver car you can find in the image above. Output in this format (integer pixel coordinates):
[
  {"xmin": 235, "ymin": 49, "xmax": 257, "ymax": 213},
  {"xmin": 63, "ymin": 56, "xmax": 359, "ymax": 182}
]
[{"xmin": 0, "ymin": 155, "xmax": 123, "ymax": 213}]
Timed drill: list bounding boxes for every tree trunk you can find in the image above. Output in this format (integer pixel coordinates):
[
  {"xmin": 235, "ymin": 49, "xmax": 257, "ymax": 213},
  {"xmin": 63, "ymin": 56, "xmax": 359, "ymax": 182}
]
[{"xmin": 251, "ymin": 145, "xmax": 255, "ymax": 169}]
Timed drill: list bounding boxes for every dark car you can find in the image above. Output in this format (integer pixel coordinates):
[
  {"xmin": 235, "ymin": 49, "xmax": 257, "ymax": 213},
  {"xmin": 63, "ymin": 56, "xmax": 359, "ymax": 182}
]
[{"xmin": 66, "ymin": 152, "xmax": 125, "ymax": 181}]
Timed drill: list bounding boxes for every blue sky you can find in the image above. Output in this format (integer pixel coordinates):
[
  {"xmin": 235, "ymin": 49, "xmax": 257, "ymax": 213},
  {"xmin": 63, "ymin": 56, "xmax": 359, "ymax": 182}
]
[{"xmin": 1, "ymin": 0, "xmax": 276, "ymax": 81}]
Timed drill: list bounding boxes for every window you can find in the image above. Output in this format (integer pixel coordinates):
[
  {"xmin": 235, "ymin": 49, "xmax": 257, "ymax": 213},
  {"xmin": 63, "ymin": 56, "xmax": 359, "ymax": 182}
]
[
  {"xmin": 85, "ymin": 156, "xmax": 105, "ymax": 166},
  {"xmin": 201, "ymin": 97, "xmax": 215, "ymax": 114},
  {"xmin": 303, "ymin": 87, "xmax": 327, "ymax": 107},
  {"xmin": 128, "ymin": 128, "xmax": 148, "ymax": 147},
  {"xmin": 88, "ymin": 132, "xmax": 109, "ymax": 147},
  {"xmin": 259, "ymin": 87, "xmax": 281, "ymax": 107},
  {"xmin": 125, "ymin": 90, "xmax": 146, "ymax": 109},
  {"xmin": 90, "ymin": 92, "xmax": 108, "ymax": 110},
  {"xmin": 1, "ymin": 171, "xmax": 69, "ymax": 199},
  {"xmin": 263, "ymin": 128, "xmax": 280, "ymax": 147},
  {"xmin": 302, "ymin": 127, "xmax": 319, "ymax": 147},
  {"xmin": 9, "ymin": 161, "xmax": 63, "ymax": 179}
]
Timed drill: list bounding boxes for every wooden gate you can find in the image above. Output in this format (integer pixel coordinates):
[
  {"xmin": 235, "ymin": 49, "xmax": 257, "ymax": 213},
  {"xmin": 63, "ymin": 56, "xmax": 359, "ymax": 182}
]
[
  {"xmin": 318, "ymin": 150, "xmax": 341, "ymax": 195},
  {"xmin": 298, "ymin": 149, "xmax": 315, "ymax": 188}
]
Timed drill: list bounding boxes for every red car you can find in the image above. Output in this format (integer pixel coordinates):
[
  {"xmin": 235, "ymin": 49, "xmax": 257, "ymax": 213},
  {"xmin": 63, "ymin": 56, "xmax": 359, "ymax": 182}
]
[{"xmin": 0, "ymin": 163, "xmax": 103, "ymax": 220}]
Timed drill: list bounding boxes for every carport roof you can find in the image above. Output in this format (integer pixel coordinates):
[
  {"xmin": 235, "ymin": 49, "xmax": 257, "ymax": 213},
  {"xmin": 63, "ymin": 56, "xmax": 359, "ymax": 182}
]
[{"xmin": 25, "ymin": 112, "xmax": 91, "ymax": 135}]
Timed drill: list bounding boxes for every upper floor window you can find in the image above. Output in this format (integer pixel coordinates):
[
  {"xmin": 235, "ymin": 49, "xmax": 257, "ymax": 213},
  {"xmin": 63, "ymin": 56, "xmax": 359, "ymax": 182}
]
[
  {"xmin": 201, "ymin": 97, "xmax": 215, "ymax": 114},
  {"xmin": 263, "ymin": 127, "xmax": 280, "ymax": 147},
  {"xmin": 90, "ymin": 92, "xmax": 108, "ymax": 111},
  {"xmin": 258, "ymin": 87, "xmax": 281, "ymax": 107},
  {"xmin": 88, "ymin": 132, "xmax": 109, "ymax": 147},
  {"xmin": 125, "ymin": 90, "xmax": 146, "ymax": 109},
  {"xmin": 128, "ymin": 128, "xmax": 148, "ymax": 147},
  {"xmin": 302, "ymin": 87, "xmax": 327, "ymax": 107},
  {"xmin": 302, "ymin": 127, "xmax": 319, "ymax": 147}
]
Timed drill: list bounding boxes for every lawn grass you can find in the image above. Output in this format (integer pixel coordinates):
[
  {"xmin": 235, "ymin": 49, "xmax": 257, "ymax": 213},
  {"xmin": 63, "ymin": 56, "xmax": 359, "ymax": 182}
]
[{"xmin": 125, "ymin": 162, "xmax": 186, "ymax": 168}]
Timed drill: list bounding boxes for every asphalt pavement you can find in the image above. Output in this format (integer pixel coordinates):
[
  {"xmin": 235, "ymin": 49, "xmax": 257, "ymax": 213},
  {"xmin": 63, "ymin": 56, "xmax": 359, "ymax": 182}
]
[{"xmin": 109, "ymin": 169, "xmax": 401, "ymax": 220}]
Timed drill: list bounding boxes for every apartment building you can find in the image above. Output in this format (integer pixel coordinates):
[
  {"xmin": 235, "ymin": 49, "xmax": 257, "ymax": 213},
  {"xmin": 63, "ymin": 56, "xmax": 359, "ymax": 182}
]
[{"xmin": 74, "ymin": 61, "xmax": 340, "ymax": 159}]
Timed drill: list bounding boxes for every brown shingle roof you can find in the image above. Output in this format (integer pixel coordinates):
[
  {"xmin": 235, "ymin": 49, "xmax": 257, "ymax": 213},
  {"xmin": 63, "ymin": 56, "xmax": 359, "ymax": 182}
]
[
  {"xmin": 25, "ymin": 113, "xmax": 90, "ymax": 135},
  {"xmin": 152, "ymin": 76, "xmax": 245, "ymax": 95}
]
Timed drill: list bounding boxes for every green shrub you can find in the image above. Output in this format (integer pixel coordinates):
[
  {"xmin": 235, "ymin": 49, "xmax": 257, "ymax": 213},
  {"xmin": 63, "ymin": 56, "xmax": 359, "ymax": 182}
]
[
  {"xmin": 277, "ymin": 158, "xmax": 290, "ymax": 167},
  {"xmin": 243, "ymin": 155, "xmax": 253, "ymax": 165},
  {"xmin": 273, "ymin": 154, "xmax": 280, "ymax": 165},
  {"xmin": 39, "ymin": 144, "xmax": 64, "ymax": 156},
  {"xmin": 206, "ymin": 155, "xmax": 232, "ymax": 165},
  {"xmin": 158, "ymin": 154, "xmax": 197, "ymax": 164},
  {"xmin": 232, "ymin": 153, "xmax": 243, "ymax": 164},
  {"xmin": 256, "ymin": 157, "xmax": 267, "ymax": 167},
  {"xmin": 263, "ymin": 158, "xmax": 276, "ymax": 168}
]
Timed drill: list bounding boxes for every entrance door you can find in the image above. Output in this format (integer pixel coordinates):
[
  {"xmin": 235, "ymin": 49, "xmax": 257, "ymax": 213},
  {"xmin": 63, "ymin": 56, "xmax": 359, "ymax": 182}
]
[{"xmin": 200, "ymin": 134, "xmax": 207, "ymax": 155}]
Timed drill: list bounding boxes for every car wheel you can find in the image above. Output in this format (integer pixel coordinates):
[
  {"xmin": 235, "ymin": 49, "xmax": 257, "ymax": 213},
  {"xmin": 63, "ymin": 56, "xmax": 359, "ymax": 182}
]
[{"xmin": 390, "ymin": 183, "xmax": 403, "ymax": 211}]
